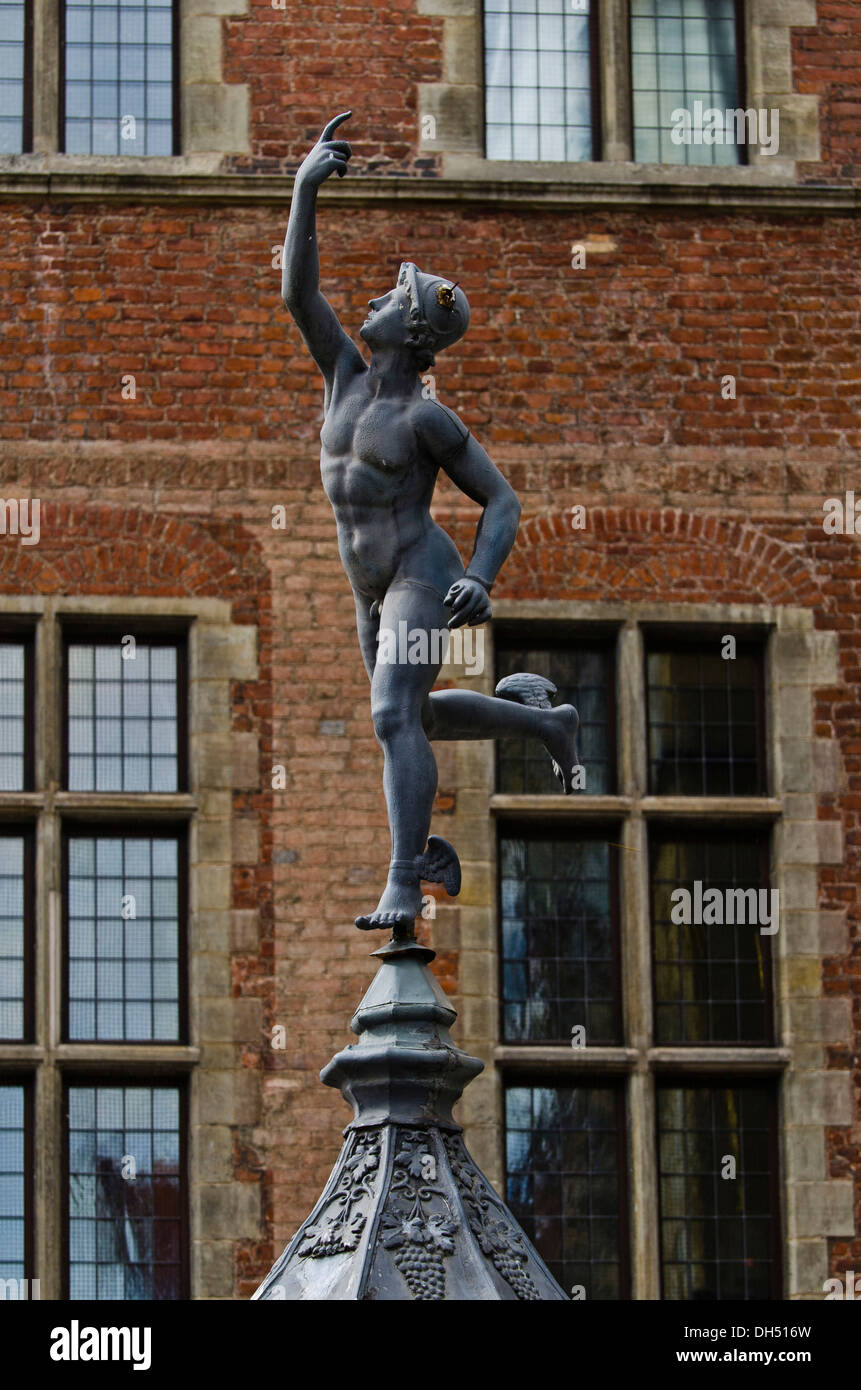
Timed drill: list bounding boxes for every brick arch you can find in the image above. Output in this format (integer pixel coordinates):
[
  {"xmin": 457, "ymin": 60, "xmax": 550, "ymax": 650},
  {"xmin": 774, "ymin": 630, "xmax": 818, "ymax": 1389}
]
[
  {"xmin": 504, "ymin": 507, "xmax": 823, "ymax": 609},
  {"xmin": 0, "ymin": 502, "xmax": 267, "ymax": 609}
]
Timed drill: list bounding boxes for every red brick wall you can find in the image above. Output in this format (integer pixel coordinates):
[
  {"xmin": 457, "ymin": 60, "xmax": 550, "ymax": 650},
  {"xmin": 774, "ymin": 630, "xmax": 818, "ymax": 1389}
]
[
  {"xmin": 2, "ymin": 204, "xmax": 859, "ymax": 453},
  {"xmin": 795, "ymin": 0, "xmax": 861, "ymax": 184},
  {"xmin": 222, "ymin": 0, "xmax": 444, "ymax": 177}
]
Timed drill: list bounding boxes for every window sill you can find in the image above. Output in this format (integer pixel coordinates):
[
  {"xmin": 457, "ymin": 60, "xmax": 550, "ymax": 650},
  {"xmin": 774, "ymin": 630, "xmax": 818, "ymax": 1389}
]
[
  {"xmin": 495, "ymin": 1044, "xmax": 790, "ymax": 1072},
  {"xmin": 490, "ymin": 794, "xmax": 629, "ymax": 818},
  {"xmin": 49, "ymin": 792, "xmax": 197, "ymax": 819},
  {"xmin": 54, "ymin": 1043, "xmax": 200, "ymax": 1070},
  {"xmin": 640, "ymin": 796, "xmax": 781, "ymax": 820},
  {"xmin": 0, "ymin": 1042, "xmax": 200, "ymax": 1067},
  {"xmin": 0, "ymin": 790, "xmax": 197, "ymax": 823},
  {"xmin": 0, "ymin": 161, "xmax": 857, "ymax": 213},
  {"xmin": 489, "ymin": 794, "xmax": 781, "ymax": 819},
  {"xmin": 444, "ymin": 154, "xmax": 799, "ymax": 185},
  {"xmin": 495, "ymin": 1045, "xmax": 636, "ymax": 1071}
]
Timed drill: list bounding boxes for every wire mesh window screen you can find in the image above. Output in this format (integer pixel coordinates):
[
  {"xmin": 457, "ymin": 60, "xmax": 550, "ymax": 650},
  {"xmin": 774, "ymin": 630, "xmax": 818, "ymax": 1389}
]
[
  {"xmin": 0, "ymin": 0, "xmax": 28, "ymax": 154},
  {"xmin": 66, "ymin": 639, "xmax": 180, "ymax": 792},
  {"xmin": 484, "ymin": 0, "xmax": 596, "ymax": 162},
  {"xmin": 630, "ymin": 0, "xmax": 741, "ymax": 166},
  {"xmin": 0, "ymin": 836, "xmax": 26, "ymax": 1041},
  {"xmin": 0, "ymin": 642, "xmax": 27, "ymax": 791},
  {"xmin": 66, "ymin": 834, "xmax": 181, "ymax": 1042},
  {"xmin": 63, "ymin": 0, "xmax": 174, "ymax": 156},
  {"xmin": 0, "ymin": 1085, "xmax": 26, "ymax": 1281}
]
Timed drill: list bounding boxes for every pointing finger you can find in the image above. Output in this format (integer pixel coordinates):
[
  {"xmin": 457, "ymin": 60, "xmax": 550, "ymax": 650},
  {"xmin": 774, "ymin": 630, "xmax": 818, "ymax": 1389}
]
[{"xmin": 320, "ymin": 110, "xmax": 352, "ymax": 142}]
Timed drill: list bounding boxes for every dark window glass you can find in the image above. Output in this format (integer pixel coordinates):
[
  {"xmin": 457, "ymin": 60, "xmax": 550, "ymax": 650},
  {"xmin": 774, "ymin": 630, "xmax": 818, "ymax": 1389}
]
[
  {"xmin": 63, "ymin": 0, "xmax": 174, "ymax": 156},
  {"xmin": 496, "ymin": 638, "xmax": 614, "ymax": 794},
  {"xmin": 484, "ymin": 0, "xmax": 596, "ymax": 162},
  {"xmin": 658, "ymin": 1083, "xmax": 779, "ymax": 1300},
  {"xmin": 647, "ymin": 645, "xmax": 764, "ymax": 796},
  {"xmin": 0, "ymin": 0, "xmax": 28, "ymax": 154},
  {"xmin": 631, "ymin": 0, "xmax": 741, "ymax": 166},
  {"xmin": 66, "ymin": 834, "xmax": 182, "ymax": 1042},
  {"xmin": 67, "ymin": 1083, "xmax": 184, "ymax": 1299},
  {"xmin": 0, "ymin": 835, "xmax": 28, "ymax": 1040},
  {"xmin": 651, "ymin": 833, "xmax": 772, "ymax": 1045},
  {"xmin": 506, "ymin": 1082, "xmax": 626, "ymax": 1299},
  {"xmin": 66, "ymin": 639, "xmax": 181, "ymax": 792},
  {"xmin": 500, "ymin": 831, "xmax": 620, "ymax": 1044},
  {"xmin": 0, "ymin": 640, "xmax": 28, "ymax": 791},
  {"xmin": 0, "ymin": 1084, "xmax": 26, "ymax": 1280}
]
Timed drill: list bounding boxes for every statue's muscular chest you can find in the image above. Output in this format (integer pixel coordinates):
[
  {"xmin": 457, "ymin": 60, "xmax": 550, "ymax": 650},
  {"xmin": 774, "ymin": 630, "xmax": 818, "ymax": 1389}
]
[{"xmin": 320, "ymin": 392, "xmax": 417, "ymax": 488}]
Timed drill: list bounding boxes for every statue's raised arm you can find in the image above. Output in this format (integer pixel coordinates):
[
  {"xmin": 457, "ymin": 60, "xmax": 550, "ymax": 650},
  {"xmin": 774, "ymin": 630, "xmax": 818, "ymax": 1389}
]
[{"xmin": 281, "ymin": 111, "xmax": 365, "ymax": 400}]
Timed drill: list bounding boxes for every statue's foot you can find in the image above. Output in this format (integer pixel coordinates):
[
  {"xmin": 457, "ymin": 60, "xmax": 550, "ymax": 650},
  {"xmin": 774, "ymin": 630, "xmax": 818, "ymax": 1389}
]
[
  {"xmin": 355, "ymin": 877, "xmax": 425, "ymax": 932},
  {"xmin": 542, "ymin": 703, "xmax": 581, "ymax": 794}
]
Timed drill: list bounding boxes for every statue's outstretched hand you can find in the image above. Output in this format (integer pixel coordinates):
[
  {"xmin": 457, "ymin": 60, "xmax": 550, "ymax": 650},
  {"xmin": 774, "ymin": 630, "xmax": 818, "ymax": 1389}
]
[
  {"xmin": 444, "ymin": 578, "xmax": 492, "ymax": 630},
  {"xmin": 295, "ymin": 111, "xmax": 353, "ymax": 188}
]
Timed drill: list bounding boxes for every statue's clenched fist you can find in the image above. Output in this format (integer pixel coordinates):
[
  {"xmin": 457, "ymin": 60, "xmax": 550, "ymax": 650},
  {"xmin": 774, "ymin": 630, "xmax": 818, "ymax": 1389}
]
[{"xmin": 444, "ymin": 577, "xmax": 492, "ymax": 629}]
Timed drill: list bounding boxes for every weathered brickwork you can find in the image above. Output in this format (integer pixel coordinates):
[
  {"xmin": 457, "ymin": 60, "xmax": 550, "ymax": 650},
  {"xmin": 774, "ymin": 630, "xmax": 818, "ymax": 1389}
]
[
  {"xmin": 2, "ymin": 205, "xmax": 859, "ymax": 452},
  {"xmin": 794, "ymin": 0, "xmax": 861, "ymax": 184},
  {"xmin": 221, "ymin": 0, "xmax": 445, "ymax": 176},
  {"xmin": 0, "ymin": 0, "xmax": 858, "ymax": 1301}
]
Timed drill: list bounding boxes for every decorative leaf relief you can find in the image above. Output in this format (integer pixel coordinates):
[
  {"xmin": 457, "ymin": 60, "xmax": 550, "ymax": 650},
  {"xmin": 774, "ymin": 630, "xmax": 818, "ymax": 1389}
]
[
  {"xmin": 442, "ymin": 1132, "xmax": 541, "ymax": 1301},
  {"xmin": 297, "ymin": 1129, "xmax": 381, "ymax": 1260},
  {"xmin": 380, "ymin": 1128, "xmax": 458, "ymax": 1300}
]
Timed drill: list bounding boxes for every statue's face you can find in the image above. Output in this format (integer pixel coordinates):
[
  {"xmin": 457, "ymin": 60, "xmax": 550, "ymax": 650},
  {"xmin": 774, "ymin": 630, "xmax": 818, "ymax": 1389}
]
[{"xmin": 360, "ymin": 286, "xmax": 411, "ymax": 350}]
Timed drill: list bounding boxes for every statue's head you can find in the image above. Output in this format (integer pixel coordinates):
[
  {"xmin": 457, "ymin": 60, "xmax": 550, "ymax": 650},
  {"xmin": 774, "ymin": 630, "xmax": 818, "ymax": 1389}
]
[{"xmin": 360, "ymin": 262, "xmax": 470, "ymax": 371}]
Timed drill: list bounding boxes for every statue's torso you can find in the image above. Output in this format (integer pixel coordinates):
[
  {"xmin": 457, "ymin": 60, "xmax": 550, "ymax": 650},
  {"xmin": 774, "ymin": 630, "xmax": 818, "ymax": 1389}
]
[{"xmin": 319, "ymin": 372, "xmax": 462, "ymax": 600}]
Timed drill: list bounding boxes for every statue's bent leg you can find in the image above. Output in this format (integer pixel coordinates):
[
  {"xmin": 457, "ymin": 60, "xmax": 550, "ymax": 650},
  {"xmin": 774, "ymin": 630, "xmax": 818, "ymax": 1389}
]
[
  {"xmin": 356, "ymin": 580, "xmax": 447, "ymax": 930},
  {"xmin": 424, "ymin": 687, "xmax": 580, "ymax": 794}
]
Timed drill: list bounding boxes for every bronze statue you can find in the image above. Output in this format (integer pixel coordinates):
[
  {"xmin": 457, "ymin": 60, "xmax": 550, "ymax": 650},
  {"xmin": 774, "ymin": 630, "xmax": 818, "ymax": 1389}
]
[{"xmin": 282, "ymin": 111, "xmax": 579, "ymax": 932}]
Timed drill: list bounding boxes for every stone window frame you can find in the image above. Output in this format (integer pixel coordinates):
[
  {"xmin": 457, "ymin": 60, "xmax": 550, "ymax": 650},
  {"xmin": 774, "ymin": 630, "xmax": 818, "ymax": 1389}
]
[
  {"xmin": 0, "ymin": 593, "xmax": 260, "ymax": 1300},
  {"xmin": 419, "ymin": 0, "xmax": 821, "ymax": 184},
  {"xmin": 2, "ymin": 0, "xmax": 250, "ymax": 174},
  {"xmin": 443, "ymin": 598, "xmax": 853, "ymax": 1300}
]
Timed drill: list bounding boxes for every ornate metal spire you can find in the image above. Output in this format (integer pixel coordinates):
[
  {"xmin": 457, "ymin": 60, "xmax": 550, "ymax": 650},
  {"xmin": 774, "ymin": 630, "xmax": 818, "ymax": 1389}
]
[{"xmin": 253, "ymin": 928, "xmax": 568, "ymax": 1301}]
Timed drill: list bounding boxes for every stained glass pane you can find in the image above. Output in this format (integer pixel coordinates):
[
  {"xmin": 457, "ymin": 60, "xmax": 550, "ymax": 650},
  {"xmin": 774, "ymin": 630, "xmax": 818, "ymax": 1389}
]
[
  {"xmin": 659, "ymin": 1084, "xmax": 777, "ymax": 1299},
  {"xmin": 647, "ymin": 645, "xmax": 764, "ymax": 795},
  {"xmin": 501, "ymin": 832, "xmax": 619, "ymax": 1043},
  {"xmin": 496, "ymin": 639, "xmax": 613, "ymax": 794},
  {"xmin": 506, "ymin": 1082, "xmax": 624, "ymax": 1298},
  {"xmin": 651, "ymin": 833, "xmax": 772, "ymax": 1044},
  {"xmin": 67, "ymin": 1084, "xmax": 184, "ymax": 1299}
]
